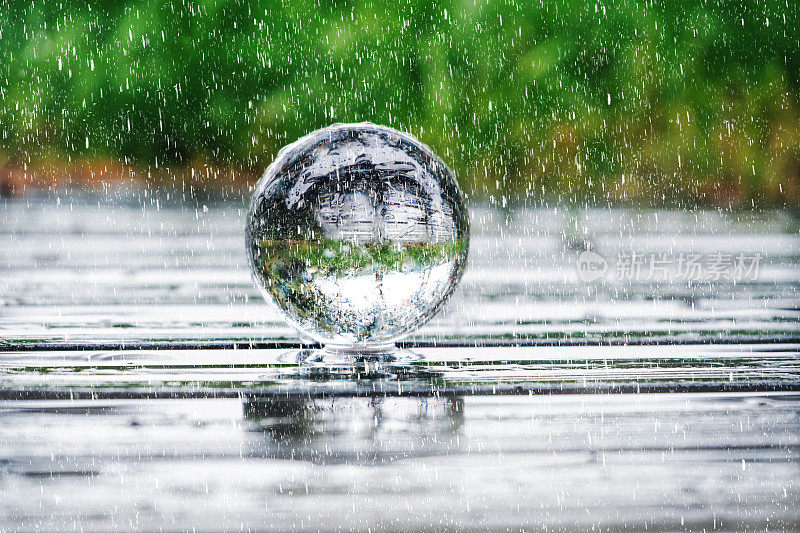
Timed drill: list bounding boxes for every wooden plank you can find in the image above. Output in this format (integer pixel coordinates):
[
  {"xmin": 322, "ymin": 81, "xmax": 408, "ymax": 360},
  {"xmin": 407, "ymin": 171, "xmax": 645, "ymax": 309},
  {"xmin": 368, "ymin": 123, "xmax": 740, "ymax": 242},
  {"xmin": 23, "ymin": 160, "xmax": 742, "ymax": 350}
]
[{"xmin": 1, "ymin": 392, "xmax": 798, "ymax": 531}]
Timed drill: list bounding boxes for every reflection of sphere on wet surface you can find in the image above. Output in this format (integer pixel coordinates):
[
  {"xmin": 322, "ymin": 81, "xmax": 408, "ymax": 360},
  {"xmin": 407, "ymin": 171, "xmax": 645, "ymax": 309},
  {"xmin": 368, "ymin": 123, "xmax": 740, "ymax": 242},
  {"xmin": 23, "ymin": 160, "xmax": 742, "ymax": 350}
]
[
  {"xmin": 243, "ymin": 396, "xmax": 465, "ymax": 458},
  {"xmin": 246, "ymin": 123, "xmax": 469, "ymax": 351}
]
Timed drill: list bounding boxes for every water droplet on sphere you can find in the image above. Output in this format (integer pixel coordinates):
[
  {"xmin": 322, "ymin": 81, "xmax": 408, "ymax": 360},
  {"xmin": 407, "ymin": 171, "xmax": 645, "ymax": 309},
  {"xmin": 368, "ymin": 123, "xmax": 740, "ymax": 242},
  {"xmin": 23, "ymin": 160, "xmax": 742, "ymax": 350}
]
[{"xmin": 246, "ymin": 123, "xmax": 469, "ymax": 355}]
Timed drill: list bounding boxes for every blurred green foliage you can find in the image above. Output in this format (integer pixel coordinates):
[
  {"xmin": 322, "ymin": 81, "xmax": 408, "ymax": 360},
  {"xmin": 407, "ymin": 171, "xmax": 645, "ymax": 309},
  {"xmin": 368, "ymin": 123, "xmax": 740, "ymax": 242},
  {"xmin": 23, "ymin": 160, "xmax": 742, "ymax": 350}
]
[{"xmin": 1, "ymin": 0, "xmax": 799, "ymax": 205}]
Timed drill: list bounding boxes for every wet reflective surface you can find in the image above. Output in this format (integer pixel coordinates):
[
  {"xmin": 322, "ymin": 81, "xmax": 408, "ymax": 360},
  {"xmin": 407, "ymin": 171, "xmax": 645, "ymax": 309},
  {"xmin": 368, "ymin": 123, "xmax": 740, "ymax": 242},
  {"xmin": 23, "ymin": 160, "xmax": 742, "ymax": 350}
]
[
  {"xmin": 1, "ymin": 197, "xmax": 799, "ymax": 531},
  {"xmin": 1, "ymin": 392, "xmax": 798, "ymax": 531},
  {"xmin": 1, "ymin": 343, "xmax": 799, "ymax": 397},
  {"xmin": 2, "ymin": 199, "xmax": 797, "ymax": 347},
  {"xmin": 246, "ymin": 123, "xmax": 469, "ymax": 351}
]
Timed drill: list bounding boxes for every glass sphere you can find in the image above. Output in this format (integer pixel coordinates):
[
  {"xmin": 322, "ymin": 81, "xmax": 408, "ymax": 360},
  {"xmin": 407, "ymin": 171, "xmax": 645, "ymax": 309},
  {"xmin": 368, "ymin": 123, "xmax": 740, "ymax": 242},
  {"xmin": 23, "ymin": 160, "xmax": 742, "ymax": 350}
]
[{"xmin": 246, "ymin": 123, "xmax": 469, "ymax": 353}]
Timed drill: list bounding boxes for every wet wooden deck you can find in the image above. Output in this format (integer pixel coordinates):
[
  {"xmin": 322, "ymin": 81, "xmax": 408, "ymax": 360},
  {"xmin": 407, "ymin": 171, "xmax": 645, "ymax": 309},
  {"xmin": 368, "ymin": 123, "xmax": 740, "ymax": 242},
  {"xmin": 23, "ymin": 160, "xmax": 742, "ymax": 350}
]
[{"xmin": 1, "ymin": 196, "xmax": 799, "ymax": 531}]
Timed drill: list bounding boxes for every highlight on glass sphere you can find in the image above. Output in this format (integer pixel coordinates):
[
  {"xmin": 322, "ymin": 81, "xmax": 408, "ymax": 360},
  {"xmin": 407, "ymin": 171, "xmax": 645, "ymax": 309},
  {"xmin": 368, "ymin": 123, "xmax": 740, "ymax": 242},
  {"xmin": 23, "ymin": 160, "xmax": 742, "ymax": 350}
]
[{"xmin": 246, "ymin": 122, "xmax": 469, "ymax": 355}]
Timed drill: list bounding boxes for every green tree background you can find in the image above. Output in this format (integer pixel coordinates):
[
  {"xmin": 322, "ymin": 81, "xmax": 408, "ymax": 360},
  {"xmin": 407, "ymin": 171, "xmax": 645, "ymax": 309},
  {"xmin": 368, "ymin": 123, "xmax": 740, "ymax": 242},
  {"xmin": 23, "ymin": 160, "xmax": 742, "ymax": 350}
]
[{"xmin": 1, "ymin": 0, "xmax": 799, "ymax": 205}]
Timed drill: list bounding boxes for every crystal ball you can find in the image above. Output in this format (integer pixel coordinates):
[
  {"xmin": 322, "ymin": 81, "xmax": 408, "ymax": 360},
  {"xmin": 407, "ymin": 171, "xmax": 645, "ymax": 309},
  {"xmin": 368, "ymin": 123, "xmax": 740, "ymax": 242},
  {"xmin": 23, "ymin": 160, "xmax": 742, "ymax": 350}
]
[{"xmin": 246, "ymin": 123, "xmax": 469, "ymax": 353}]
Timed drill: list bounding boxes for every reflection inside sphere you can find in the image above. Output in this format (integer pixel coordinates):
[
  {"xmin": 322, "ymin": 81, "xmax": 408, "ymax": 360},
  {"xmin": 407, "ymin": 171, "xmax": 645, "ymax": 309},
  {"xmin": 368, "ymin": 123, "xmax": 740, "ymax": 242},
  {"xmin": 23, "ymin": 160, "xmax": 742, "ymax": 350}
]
[{"xmin": 246, "ymin": 123, "xmax": 469, "ymax": 352}]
